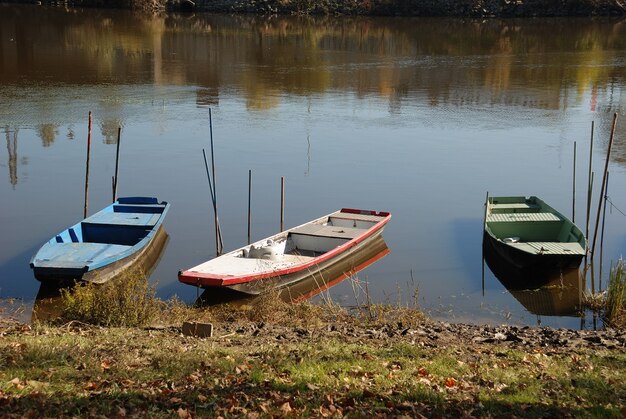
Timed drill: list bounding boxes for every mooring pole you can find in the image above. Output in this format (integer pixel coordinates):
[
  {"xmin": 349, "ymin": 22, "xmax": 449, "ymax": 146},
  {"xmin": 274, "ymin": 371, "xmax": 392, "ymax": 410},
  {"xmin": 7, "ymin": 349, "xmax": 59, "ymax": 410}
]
[
  {"xmin": 591, "ymin": 113, "xmax": 618, "ymax": 261},
  {"xmin": 203, "ymin": 149, "xmax": 222, "ymax": 257},
  {"xmin": 83, "ymin": 111, "xmax": 92, "ymax": 218},
  {"xmin": 248, "ymin": 169, "xmax": 252, "ymax": 245},
  {"xmin": 208, "ymin": 109, "xmax": 223, "ymax": 255},
  {"xmin": 572, "ymin": 141, "xmax": 576, "ymax": 223},
  {"xmin": 280, "ymin": 176, "xmax": 285, "ymax": 232},
  {"xmin": 586, "ymin": 121, "xmax": 594, "ymax": 242},
  {"xmin": 113, "ymin": 126, "xmax": 121, "ymax": 202},
  {"xmin": 599, "ymin": 171, "xmax": 610, "ymax": 283}
]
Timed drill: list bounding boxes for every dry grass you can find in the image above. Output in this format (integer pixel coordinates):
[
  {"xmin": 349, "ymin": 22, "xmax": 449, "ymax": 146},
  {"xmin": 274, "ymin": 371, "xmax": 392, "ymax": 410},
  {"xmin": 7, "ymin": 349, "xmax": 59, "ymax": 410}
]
[
  {"xmin": 57, "ymin": 268, "xmax": 164, "ymax": 327},
  {"xmin": 604, "ymin": 259, "xmax": 626, "ymax": 328}
]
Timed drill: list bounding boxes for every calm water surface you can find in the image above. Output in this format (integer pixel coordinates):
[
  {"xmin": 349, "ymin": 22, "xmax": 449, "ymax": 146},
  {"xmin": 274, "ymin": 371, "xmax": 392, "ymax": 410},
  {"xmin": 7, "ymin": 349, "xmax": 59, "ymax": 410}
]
[{"xmin": 2, "ymin": 4, "xmax": 626, "ymax": 328}]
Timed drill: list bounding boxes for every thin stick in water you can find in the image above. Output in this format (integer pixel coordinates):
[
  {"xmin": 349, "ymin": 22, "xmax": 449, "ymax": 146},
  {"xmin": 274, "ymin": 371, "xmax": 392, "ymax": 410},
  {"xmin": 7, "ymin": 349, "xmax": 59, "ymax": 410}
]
[
  {"xmin": 572, "ymin": 141, "xmax": 576, "ymax": 223},
  {"xmin": 208, "ymin": 109, "xmax": 223, "ymax": 255},
  {"xmin": 248, "ymin": 169, "xmax": 252, "ymax": 245},
  {"xmin": 83, "ymin": 111, "xmax": 92, "ymax": 218},
  {"xmin": 113, "ymin": 126, "xmax": 121, "ymax": 202},
  {"xmin": 280, "ymin": 176, "xmax": 285, "ymax": 232},
  {"xmin": 599, "ymin": 171, "xmax": 610, "ymax": 282},
  {"xmin": 591, "ymin": 112, "xmax": 618, "ymax": 260},
  {"xmin": 586, "ymin": 121, "xmax": 594, "ymax": 241},
  {"xmin": 203, "ymin": 149, "xmax": 223, "ymax": 256}
]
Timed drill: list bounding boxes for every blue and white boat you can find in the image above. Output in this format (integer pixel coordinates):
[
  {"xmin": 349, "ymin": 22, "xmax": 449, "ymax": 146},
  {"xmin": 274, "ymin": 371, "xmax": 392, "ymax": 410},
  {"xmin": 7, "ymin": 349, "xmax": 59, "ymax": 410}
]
[{"xmin": 30, "ymin": 197, "xmax": 170, "ymax": 284}]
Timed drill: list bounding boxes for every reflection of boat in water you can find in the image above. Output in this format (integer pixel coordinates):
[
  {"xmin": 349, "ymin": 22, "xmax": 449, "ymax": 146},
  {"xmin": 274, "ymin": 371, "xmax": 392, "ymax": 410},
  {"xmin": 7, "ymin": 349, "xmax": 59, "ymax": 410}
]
[
  {"xmin": 31, "ymin": 197, "xmax": 170, "ymax": 284},
  {"xmin": 483, "ymin": 237, "xmax": 582, "ymax": 317},
  {"xmin": 484, "ymin": 196, "xmax": 587, "ymax": 270},
  {"xmin": 32, "ymin": 227, "xmax": 170, "ymax": 322},
  {"xmin": 180, "ymin": 208, "xmax": 390, "ymax": 296},
  {"xmin": 197, "ymin": 235, "xmax": 389, "ymax": 306}
]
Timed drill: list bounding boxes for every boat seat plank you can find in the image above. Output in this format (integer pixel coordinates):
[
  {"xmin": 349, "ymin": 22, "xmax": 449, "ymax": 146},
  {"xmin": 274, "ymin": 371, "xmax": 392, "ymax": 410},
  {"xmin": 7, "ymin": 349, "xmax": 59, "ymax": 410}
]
[
  {"xmin": 490, "ymin": 203, "xmax": 540, "ymax": 210},
  {"xmin": 330, "ymin": 212, "xmax": 386, "ymax": 223},
  {"xmin": 507, "ymin": 241, "xmax": 586, "ymax": 255},
  {"xmin": 34, "ymin": 243, "xmax": 132, "ymax": 267},
  {"xmin": 290, "ymin": 224, "xmax": 366, "ymax": 240},
  {"xmin": 114, "ymin": 204, "xmax": 165, "ymax": 214},
  {"xmin": 82, "ymin": 212, "xmax": 161, "ymax": 227},
  {"xmin": 487, "ymin": 212, "xmax": 561, "ymax": 223}
]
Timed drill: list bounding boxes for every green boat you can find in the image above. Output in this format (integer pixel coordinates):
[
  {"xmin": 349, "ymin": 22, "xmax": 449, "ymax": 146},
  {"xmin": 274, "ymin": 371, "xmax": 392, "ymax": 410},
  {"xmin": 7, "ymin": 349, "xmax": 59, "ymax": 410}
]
[{"xmin": 483, "ymin": 196, "xmax": 587, "ymax": 270}]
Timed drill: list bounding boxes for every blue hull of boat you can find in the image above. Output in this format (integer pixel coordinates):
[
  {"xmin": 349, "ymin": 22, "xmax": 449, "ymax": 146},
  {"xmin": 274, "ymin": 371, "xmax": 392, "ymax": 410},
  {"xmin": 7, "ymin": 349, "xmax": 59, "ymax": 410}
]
[{"xmin": 30, "ymin": 197, "xmax": 170, "ymax": 284}]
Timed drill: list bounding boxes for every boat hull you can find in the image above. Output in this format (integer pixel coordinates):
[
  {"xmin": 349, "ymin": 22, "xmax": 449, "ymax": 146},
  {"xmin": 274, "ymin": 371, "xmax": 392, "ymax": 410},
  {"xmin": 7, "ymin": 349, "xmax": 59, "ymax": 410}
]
[
  {"xmin": 32, "ymin": 226, "xmax": 168, "ymax": 284},
  {"xmin": 483, "ymin": 231, "xmax": 584, "ymax": 271},
  {"xmin": 30, "ymin": 197, "xmax": 170, "ymax": 284},
  {"xmin": 483, "ymin": 196, "xmax": 586, "ymax": 271},
  {"xmin": 224, "ymin": 226, "xmax": 386, "ymax": 295},
  {"xmin": 179, "ymin": 208, "xmax": 391, "ymax": 295}
]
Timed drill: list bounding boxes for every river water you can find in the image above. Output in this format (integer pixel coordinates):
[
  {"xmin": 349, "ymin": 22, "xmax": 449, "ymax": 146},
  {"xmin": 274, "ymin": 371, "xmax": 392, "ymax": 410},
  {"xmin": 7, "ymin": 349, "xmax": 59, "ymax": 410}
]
[{"xmin": 1, "ymin": 4, "xmax": 625, "ymax": 328}]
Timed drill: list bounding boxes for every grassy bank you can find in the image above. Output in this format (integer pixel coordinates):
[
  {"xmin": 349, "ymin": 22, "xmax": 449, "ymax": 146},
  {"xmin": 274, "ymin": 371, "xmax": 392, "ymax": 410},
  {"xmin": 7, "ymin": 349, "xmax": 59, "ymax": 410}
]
[
  {"xmin": 0, "ymin": 270, "xmax": 624, "ymax": 416},
  {"xmin": 1, "ymin": 317, "xmax": 625, "ymax": 417}
]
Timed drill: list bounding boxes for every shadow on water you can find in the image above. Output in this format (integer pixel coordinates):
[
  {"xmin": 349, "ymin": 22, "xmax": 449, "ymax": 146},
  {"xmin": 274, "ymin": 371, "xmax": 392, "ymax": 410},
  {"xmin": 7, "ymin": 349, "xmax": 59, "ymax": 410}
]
[
  {"xmin": 196, "ymin": 235, "xmax": 390, "ymax": 307},
  {"xmin": 483, "ymin": 237, "xmax": 582, "ymax": 318},
  {"xmin": 31, "ymin": 228, "xmax": 170, "ymax": 322}
]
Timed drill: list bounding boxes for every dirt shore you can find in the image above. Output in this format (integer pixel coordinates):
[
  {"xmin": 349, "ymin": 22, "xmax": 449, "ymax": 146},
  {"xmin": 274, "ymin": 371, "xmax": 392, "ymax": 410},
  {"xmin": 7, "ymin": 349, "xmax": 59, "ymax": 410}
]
[{"xmin": 1, "ymin": 314, "xmax": 624, "ymax": 417}]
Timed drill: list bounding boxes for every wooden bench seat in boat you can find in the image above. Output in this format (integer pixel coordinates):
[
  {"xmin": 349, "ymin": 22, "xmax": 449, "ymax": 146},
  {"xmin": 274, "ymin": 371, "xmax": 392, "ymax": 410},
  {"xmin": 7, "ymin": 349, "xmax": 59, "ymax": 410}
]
[
  {"xmin": 80, "ymin": 212, "xmax": 160, "ymax": 246},
  {"xmin": 113, "ymin": 204, "xmax": 166, "ymax": 214},
  {"xmin": 289, "ymin": 224, "xmax": 366, "ymax": 240},
  {"xmin": 486, "ymin": 212, "xmax": 561, "ymax": 223},
  {"xmin": 490, "ymin": 203, "xmax": 540, "ymax": 210},
  {"xmin": 33, "ymin": 243, "xmax": 132, "ymax": 268},
  {"xmin": 82, "ymin": 212, "xmax": 161, "ymax": 227},
  {"xmin": 505, "ymin": 241, "xmax": 586, "ymax": 255}
]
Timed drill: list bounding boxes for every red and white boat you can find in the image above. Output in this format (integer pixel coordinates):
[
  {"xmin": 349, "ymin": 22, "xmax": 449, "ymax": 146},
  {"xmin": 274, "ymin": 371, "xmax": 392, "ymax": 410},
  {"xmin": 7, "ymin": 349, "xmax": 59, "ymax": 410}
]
[{"xmin": 178, "ymin": 208, "xmax": 391, "ymax": 295}]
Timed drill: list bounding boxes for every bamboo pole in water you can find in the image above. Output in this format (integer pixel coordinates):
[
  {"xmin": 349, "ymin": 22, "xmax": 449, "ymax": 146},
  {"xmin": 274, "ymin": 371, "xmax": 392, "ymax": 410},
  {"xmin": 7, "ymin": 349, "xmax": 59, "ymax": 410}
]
[
  {"xmin": 572, "ymin": 141, "xmax": 576, "ymax": 222},
  {"xmin": 482, "ymin": 191, "xmax": 489, "ymax": 297},
  {"xmin": 113, "ymin": 126, "xmax": 121, "ymax": 202},
  {"xmin": 83, "ymin": 111, "xmax": 92, "ymax": 218},
  {"xmin": 248, "ymin": 169, "xmax": 252, "ymax": 245},
  {"xmin": 591, "ymin": 112, "xmax": 618, "ymax": 261},
  {"xmin": 584, "ymin": 172, "xmax": 594, "ymax": 266},
  {"xmin": 280, "ymin": 177, "xmax": 285, "ymax": 232},
  {"xmin": 599, "ymin": 172, "xmax": 610, "ymax": 283},
  {"xmin": 208, "ymin": 109, "xmax": 223, "ymax": 256},
  {"xmin": 585, "ymin": 121, "xmax": 594, "ymax": 242},
  {"xmin": 203, "ymin": 149, "xmax": 223, "ymax": 256}
]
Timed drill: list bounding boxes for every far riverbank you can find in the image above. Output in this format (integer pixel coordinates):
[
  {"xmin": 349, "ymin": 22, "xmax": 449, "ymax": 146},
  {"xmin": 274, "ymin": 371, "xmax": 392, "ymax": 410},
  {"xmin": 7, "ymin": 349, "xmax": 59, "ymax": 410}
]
[{"xmin": 5, "ymin": 0, "xmax": 626, "ymax": 16}]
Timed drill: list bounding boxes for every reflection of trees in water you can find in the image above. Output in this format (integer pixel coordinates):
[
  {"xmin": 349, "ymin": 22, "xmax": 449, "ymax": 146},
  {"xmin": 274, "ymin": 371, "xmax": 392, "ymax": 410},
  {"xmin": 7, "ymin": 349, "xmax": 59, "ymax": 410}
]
[
  {"xmin": 2, "ymin": 7, "xmax": 626, "ymax": 160},
  {"xmin": 38, "ymin": 124, "xmax": 58, "ymax": 147},
  {"xmin": 100, "ymin": 119, "xmax": 123, "ymax": 144},
  {"xmin": 5, "ymin": 126, "xmax": 18, "ymax": 189}
]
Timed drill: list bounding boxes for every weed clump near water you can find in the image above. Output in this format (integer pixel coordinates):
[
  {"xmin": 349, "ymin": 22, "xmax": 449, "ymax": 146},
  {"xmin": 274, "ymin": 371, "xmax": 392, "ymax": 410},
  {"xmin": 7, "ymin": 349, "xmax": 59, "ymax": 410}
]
[
  {"xmin": 604, "ymin": 259, "xmax": 626, "ymax": 328},
  {"xmin": 59, "ymin": 268, "xmax": 162, "ymax": 327}
]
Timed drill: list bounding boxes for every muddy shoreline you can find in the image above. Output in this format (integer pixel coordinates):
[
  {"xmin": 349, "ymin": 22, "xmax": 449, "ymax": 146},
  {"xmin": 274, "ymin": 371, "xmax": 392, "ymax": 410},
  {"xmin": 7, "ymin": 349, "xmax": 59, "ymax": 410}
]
[
  {"xmin": 5, "ymin": 0, "xmax": 626, "ymax": 16},
  {"xmin": 2, "ymin": 314, "xmax": 624, "ymax": 351}
]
